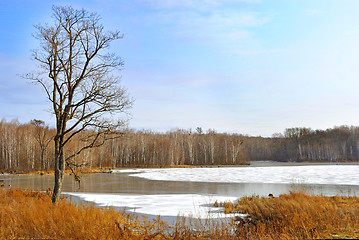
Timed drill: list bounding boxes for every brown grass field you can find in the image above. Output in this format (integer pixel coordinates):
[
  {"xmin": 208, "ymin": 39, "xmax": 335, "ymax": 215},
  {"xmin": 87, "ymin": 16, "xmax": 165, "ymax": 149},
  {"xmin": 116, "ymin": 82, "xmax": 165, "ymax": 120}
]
[
  {"xmin": 219, "ymin": 192, "xmax": 359, "ymax": 239},
  {"xmin": 0, "ymin": 188, "xmax": 359, "ymax": 239}
]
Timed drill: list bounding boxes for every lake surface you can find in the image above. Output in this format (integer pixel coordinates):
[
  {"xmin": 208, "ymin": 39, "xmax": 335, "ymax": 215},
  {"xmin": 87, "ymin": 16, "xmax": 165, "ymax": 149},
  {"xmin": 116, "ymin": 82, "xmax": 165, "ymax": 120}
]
[{"xmin": 1, "ymin": 162, "xmax": 359, "ymax": 219}]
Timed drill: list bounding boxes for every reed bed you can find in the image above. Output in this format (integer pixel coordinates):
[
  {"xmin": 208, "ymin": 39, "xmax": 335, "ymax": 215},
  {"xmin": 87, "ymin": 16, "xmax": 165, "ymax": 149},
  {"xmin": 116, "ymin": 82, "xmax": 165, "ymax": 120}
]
[
  {"xmin": 0, "ymin": 188, "xmax": 233, "ymax": 239},
  {"xmin": 220, "ymin": 191, "xmax": 359, "ymax": 239},
  {"xmin": 1, "ymin": 188, "xmax": 359, "ymax": 239}
]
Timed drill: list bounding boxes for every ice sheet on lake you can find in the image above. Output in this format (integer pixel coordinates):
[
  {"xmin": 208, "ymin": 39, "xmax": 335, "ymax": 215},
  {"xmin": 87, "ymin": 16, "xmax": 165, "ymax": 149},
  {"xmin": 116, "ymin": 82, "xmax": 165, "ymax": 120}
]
[
  {"xmin": 66, "ymin": 165, "xmax": 359, "ymax": 218},
  {"xmin": 126, "ymin": 165, "xmax": 359, "ymax": 185},
  {"xmin": 65, "ymin": 192, "xmax": 237, "ymax": 218}
]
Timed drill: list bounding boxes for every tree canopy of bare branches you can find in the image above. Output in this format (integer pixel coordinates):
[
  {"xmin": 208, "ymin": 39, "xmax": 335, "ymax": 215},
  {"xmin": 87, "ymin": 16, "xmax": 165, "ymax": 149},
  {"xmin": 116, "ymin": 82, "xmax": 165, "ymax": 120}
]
[
  {"xmin": 31, "ymin": 119, "xmax": 53, "ymax": 171},
  {"xmin": 26, "ymin": 5, "xmax": 133, "ymax": 203}
]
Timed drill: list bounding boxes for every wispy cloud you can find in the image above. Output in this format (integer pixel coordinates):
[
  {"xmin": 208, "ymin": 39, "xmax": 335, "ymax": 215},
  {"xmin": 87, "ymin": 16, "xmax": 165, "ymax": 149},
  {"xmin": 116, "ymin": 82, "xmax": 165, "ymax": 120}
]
[
  {"xmin": 141, "ymin": 6, "xmax": 270, "ymax": 48},
  {"xmin": 135, "ymin": 0, "xmax": 269, "ymax": 42},
  {"xmin": 304, "ymin": 8, "xmax": 323, "ymax": 16},
  {"xmin": 235, "ymin": 49, "xmax": 280, "ymax": 56},
  {"xmin": 138, "ymin": 0, "xmax": 260, "ymax": 10},
  {"xmin": 178, "ymin": 10, "xmax": 269, "ymax": 28}
]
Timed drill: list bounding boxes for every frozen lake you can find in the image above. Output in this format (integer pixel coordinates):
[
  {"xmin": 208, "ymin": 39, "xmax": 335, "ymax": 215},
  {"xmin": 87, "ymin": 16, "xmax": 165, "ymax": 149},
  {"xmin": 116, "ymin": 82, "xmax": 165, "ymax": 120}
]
[{"xmin": 1, "ymin": 162, "xmax": 359, "ymax": 219}]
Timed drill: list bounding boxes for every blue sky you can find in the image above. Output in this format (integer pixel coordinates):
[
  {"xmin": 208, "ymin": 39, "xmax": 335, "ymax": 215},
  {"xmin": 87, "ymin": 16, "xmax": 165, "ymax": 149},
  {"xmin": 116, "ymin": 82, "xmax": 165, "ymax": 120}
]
[{"xmin": 1, "ymin": 0, "xmax": 359, "ymax": 136}]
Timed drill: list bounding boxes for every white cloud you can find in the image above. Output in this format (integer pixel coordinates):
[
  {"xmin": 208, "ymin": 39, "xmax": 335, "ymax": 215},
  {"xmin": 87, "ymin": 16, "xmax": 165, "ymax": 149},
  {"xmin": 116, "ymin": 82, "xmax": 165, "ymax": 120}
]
[
  {"xmin": 154, "ymin": 9, "xmax": 270, "ymax": 46},
  {"xmin": 138, "ymin": 0, "xmax": 260, "ymax": 10},
  {"xmin": 235, "ymin": 49, "xmax": 279, "ymax": 55},
  {"xmin": 304, "ymin": 8, "xmax": 323, "ymax": 16},
  {"xmin": 136, "ymin": 0, "xmax": 269, "ymax": 35},
  {"xmin": 191, "ymin": 10, "xmax": 269, "ymax": 27}
]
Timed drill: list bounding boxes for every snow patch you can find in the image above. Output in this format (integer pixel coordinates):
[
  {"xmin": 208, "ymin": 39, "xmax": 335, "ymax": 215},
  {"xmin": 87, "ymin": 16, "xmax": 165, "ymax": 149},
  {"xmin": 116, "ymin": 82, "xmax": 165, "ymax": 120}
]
[
  {"xmin": 126, "ymin": 165, "xmax": 359, "ymax": 185},
  {"xmin": 66, "ymin": 165, "xmax": 359, "ymax": 218},
  {"xmin": 66, "ymin": 192, "xmax": 237, "ymax": 218}
]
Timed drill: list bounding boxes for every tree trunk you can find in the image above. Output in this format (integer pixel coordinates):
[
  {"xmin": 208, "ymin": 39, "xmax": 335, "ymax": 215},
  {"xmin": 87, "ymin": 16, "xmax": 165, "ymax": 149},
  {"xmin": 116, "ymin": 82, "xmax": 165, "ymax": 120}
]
[
  {"xmin": 40, "ymin": 148, "xmax": 45, "ymax": 171},
  {"xmin": 52, "ymin": 136, "xmax": 65, "ymax": 203}
]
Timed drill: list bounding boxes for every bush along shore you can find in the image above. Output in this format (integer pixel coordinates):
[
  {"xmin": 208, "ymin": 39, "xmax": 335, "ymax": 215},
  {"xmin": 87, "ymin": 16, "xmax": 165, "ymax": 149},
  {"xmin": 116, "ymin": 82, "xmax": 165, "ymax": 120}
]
[{"xmin": 1, "ymin": 188, "xmax": 359, "ymax": 239}]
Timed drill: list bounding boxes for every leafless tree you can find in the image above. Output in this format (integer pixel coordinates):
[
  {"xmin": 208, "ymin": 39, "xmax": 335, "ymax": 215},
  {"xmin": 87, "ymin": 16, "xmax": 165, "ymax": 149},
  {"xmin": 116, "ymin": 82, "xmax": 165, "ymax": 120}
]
[
  {"xmin": 31, "ymin": 119, "xmax": 53, "ymax": 171},
  {"xmin": 25, "ymin": 6, "xmax": 133, "ymax": 203}
]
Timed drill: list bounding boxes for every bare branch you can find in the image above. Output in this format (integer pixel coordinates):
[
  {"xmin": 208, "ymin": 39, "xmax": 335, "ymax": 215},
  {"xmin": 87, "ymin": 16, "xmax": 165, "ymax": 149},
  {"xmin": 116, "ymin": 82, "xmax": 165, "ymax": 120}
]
[{"xmin": 25, "ymin": 5, "xmax": 132, "ymax": 203}]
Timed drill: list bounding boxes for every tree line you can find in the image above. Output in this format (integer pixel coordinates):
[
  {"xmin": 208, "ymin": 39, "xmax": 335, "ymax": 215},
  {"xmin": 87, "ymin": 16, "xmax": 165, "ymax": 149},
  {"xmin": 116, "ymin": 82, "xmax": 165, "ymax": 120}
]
[
  {"xmin": 0, "ymin": 119, "xmax": 358, "ymax": 172},
  {"xmin": 243, "ymin": 126, "xmax": 359, "ymax": 162},
  {"xmin": 0, "ymin": 120, "xmax": 248, "ymax": 172}
]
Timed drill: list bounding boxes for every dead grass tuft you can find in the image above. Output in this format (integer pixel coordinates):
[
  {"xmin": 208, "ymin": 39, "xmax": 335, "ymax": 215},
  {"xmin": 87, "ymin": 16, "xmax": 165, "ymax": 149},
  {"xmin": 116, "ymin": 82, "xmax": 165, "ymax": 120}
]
[{"xmin": 220, "ymin": 191, "xmax": 359, "ymax": 239}]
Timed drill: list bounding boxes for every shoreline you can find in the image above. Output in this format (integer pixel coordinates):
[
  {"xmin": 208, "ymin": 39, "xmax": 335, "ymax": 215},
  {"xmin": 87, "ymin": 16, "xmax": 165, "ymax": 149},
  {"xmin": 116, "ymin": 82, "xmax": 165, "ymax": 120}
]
[
  {"xmin": 2, "ymin": 163, "xmax": 359, "ymax": 229},
  {"xmin": 2, "ymin": 188, "xmax": 359, "ymax": 239},
  {"xmin": 2, "ymin": 160, "xmax": 359, "ymax": 176}
]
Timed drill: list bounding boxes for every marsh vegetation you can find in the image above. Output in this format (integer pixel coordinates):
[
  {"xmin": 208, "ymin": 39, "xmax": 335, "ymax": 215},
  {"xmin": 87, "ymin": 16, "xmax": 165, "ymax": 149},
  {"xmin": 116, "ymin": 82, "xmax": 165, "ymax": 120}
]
[{"xmin": 2, "ymin": 188, "xmax": 359, "ymax": 239}]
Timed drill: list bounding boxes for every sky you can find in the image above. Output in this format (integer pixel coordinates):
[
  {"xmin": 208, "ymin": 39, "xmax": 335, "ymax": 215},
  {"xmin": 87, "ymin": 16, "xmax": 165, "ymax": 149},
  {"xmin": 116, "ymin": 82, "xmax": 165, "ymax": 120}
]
[{"xmin": 1, "ymin": 0, "xmax": 359, "ymax": 136}]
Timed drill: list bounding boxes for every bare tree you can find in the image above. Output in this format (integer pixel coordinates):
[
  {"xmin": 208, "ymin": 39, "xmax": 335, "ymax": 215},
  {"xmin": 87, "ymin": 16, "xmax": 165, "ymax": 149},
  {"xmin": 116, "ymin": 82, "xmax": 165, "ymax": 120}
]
[
  {"xmin": 31, "ymin": 119, "xmax": 53, "ymax": 171},
  {"xmin": 26, "ymin": 6, "xmax": 133, "ymax": 203}
]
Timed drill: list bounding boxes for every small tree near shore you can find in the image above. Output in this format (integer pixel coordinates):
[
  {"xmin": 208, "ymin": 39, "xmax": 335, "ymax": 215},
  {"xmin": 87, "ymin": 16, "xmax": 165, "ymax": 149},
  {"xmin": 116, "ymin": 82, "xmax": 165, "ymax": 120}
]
[
  {"xmin": 26, "ymin": 5, "xmax": 133, "ymax": 203},
  {"xmin": 31, "ymin": 119, "xmax": 53, "ymax": 171}
]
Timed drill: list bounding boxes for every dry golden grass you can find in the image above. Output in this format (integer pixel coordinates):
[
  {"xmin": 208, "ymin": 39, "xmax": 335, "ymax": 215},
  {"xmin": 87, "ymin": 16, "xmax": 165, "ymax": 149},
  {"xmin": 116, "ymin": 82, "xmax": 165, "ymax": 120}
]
[
  {"xmin": 2, "ymin": 188, "xmax": 359, "ymax": 239},
  {"xmin": 220, "ymin": 192, "xmax": 359, "ymax": 239},
  {"xmin": 0, "ymin": 188, "xmax": 141, "ymax": 239},
  {"xmin": 0, "ymin": 188, "xmax": 235, "ymax": 239}
]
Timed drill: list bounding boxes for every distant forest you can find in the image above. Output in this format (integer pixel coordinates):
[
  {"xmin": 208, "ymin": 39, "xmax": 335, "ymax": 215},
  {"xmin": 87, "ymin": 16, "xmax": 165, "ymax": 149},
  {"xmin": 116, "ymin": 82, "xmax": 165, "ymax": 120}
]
[{"xmin": 0, "ymin": 119, "xmax": 358, "ymax": 172}]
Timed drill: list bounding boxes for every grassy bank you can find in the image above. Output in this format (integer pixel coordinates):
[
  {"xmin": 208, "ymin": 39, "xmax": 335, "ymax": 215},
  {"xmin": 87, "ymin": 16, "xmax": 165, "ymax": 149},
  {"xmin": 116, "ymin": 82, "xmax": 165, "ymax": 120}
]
[
  {"xmin": 218, "ymin": 192, "xmax": 359, "ymax": 239},
  {"xmin": 1, "ymin": 188, "xmax": 359, "ymax": 239},
  {"xmin": 0, "ymin": 188, "xmax": 232, "ymax": 239}
]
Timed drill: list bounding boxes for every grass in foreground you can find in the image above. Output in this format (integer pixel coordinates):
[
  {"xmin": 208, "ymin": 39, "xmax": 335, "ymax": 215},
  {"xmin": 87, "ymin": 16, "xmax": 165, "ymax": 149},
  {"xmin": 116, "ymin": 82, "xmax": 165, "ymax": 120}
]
[
  {"xmin": 218, "ymin": 192, "xmax": 359, "ymax": 239},
  {"xmin": 0, "ymin": 188, "xmax": 232, "ymax": 239},
  {"xmin": 1, "ymin": 188, "xmax": 359, "ymax": 239}
]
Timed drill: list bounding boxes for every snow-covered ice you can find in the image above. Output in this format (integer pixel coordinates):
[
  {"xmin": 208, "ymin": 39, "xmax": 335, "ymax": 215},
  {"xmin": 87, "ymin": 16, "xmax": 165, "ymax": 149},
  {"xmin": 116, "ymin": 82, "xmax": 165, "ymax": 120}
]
[
  {"xmin": 65, "ymin": 165, "xmax": 359, "ymax": 218},
  {"xmin": 65, "ymin": 192, "xmax": 237, "ymax": 218},
  {"xmin": 126, "ymin": 165, "xmax": 359, "ymax": 185}
]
